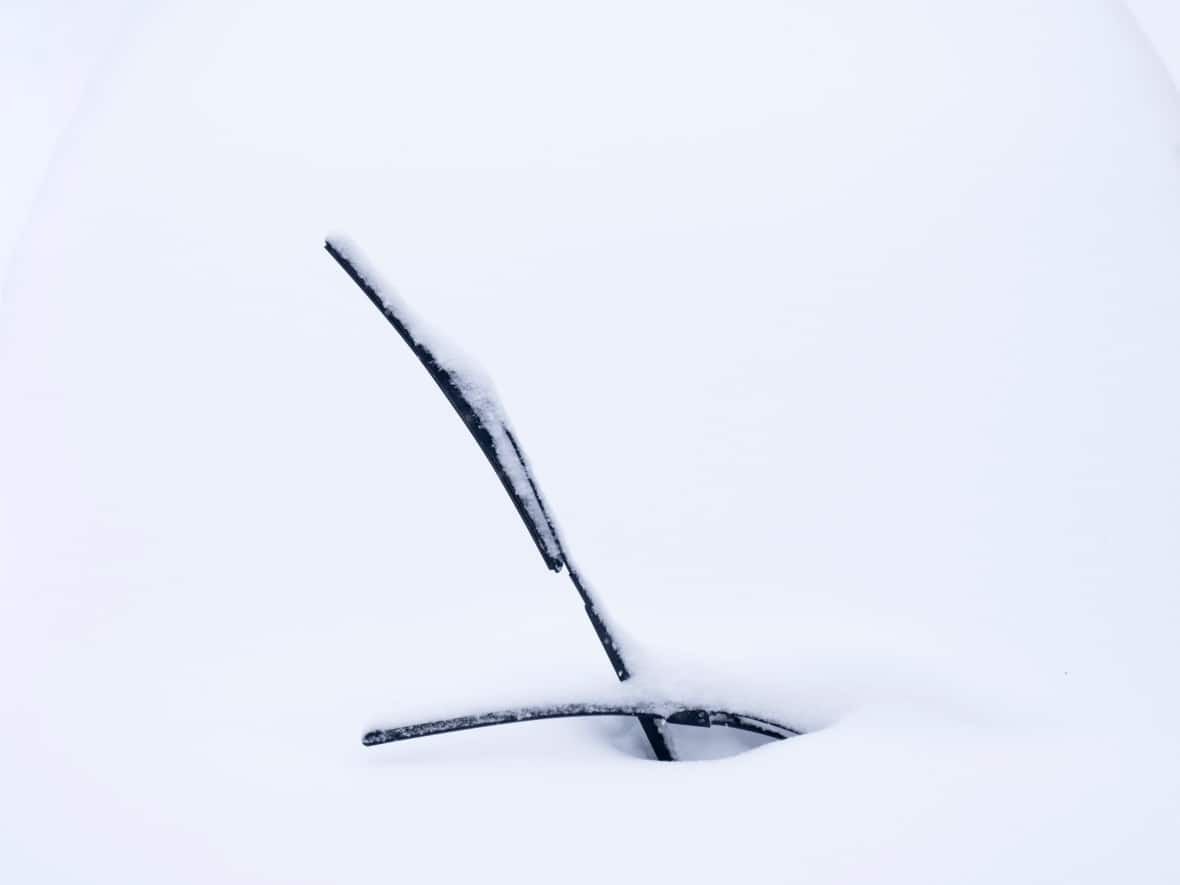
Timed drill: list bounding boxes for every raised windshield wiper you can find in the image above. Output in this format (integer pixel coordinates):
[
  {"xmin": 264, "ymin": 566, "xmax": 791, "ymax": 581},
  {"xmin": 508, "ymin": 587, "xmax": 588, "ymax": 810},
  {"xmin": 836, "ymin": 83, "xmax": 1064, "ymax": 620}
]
[{"xmin": 326, "ymin": 238, "xmax": 801, "ymax": 760}]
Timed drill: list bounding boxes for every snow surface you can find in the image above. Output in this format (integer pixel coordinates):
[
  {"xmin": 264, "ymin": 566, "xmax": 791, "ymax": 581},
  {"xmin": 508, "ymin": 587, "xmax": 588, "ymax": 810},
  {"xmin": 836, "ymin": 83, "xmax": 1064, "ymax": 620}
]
[
  {"xmin": 1127, "ymin": 0, "xmax": 1180, "ymax": 91},
  {"xmin": 3, "ymin": 1, "xmax": 1180, "ymax": 882}
]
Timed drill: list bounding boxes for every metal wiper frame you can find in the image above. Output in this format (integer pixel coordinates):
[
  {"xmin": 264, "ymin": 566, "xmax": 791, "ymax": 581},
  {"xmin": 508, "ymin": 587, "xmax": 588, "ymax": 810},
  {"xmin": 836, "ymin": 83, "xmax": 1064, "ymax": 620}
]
[
  {"xmin": 363, "ymin": 704, "xmax": 800, "ymax": 747},
  {"xmin": 326, "ymin": 239, "xmax": 802, "ymax": 760}
]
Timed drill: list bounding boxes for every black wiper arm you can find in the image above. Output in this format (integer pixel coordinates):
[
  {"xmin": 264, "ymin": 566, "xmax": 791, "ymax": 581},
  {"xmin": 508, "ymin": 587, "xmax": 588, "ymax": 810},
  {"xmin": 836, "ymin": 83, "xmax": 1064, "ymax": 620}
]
[{"xmin": 363, "ymin": 702, "xmax": 802, "ymax": 747}]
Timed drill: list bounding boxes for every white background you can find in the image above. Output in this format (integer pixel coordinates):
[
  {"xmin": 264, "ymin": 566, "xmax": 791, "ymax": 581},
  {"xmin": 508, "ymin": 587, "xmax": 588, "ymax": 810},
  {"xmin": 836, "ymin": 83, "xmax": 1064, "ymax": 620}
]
[{"xmin": 2, "ymin": 2, "xmax": 1179, "ymax": 882}]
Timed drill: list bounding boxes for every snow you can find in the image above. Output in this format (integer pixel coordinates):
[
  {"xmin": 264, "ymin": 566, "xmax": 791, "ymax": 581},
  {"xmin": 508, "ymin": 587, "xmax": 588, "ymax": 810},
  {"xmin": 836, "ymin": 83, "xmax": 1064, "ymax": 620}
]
[
  {"xmin": 1127, "ymin": 0, "xmax": 1180, "ymax": 91},
  {"xmin": 3, "ymin": 1, "xmax": 1180, "ymax": 882}
]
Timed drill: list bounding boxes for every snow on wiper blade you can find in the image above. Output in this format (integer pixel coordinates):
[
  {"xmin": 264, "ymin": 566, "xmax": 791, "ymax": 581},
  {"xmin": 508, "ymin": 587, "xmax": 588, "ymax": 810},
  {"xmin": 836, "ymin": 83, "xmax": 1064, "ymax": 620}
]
[
  {"xmin": 362, "ymin": 702, "xmax": 802, "ymax": 747},
  {"xmin": 324, "ymin": 237, "xmax": 564, "ymax": 571}
]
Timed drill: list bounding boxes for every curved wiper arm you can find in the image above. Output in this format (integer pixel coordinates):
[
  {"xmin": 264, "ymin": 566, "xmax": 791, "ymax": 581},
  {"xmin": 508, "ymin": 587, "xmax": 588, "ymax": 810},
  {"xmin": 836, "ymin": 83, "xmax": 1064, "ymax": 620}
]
[{"xmin": 363, "ymin": 703, "xmax": 802, "ymax": 747}]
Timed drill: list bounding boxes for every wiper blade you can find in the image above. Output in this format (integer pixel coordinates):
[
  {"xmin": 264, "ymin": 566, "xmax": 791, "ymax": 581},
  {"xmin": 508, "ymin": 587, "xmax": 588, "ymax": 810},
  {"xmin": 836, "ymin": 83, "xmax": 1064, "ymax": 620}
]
[{"xmin": 363, "ymin": 702, "xmax": 802, "ymax": 747}]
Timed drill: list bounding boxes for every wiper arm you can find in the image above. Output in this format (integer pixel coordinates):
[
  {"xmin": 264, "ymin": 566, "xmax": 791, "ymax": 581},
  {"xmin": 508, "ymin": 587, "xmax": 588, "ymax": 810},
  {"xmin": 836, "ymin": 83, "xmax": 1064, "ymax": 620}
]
[{"xmin": 363, "ymin": 702, "xmax": 802, "ymax": 747}]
